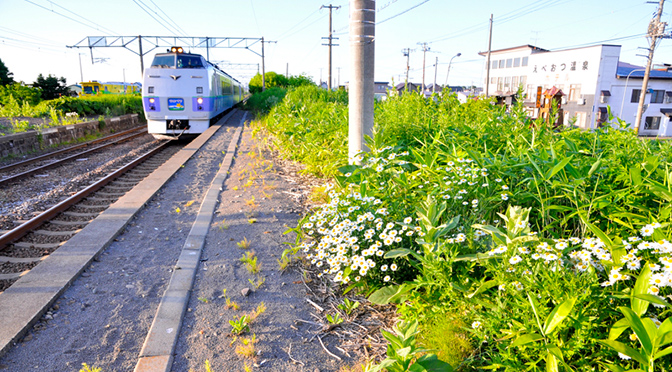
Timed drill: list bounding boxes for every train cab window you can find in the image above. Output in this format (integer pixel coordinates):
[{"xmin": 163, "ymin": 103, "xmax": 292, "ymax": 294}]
[
  {"xmin": 151, "ymin": 55, "xmax": 175, "ymax": 68},
  {"xmin": 177, "ymin": 56, "xmax": 203, "ymax": 69}
]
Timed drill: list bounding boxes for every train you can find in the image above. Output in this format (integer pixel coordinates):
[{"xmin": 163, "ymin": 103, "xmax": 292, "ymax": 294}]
[
  {"xmin": 80, "ymin": 81, "xmax": 141, "ymax": 96},
  {"xmin": 142, "ymin": 46, "xmax": 245, "ymax": 140}
]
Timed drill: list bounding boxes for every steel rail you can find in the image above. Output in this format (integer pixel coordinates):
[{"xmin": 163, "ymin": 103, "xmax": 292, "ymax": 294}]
[
  {"xmin": 0, "ymin": 125, "xmax": 146, "ymax": 174},
  {"xmin": 0, "ymin": 140, "xmax": 171, "ymax": 250},
  {"xmin": 0, "ymin": 128, "xmax": 149, "ymax": 186}
]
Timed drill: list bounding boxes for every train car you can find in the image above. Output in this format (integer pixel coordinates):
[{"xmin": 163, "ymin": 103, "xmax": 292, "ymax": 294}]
[
  {"xmin": 142, "ymin": 46, "xmax": 245, "ymax": 139},
  {"xmin": 80, "ymin": 81, "xmax": 141, "ymax": 96}
]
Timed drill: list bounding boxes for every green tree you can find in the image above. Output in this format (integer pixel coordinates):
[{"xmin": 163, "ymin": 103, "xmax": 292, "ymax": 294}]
[
  {"xmin": 248, "ymin": 71, "xmax": 289, "ymax": 94},
  {"xmin": 286, "ymin": 74, "xmax": 315, "ymax": 88},
  {"xmin": 33, "ymin": 73, "xmax": 68, "ymax": 100},
  {"xmin": 0, "ymin": 58, "xmax": 14, "ymax": 86},
  {"xmin": 0, "ymin": 82, "xmax": 42, "ymax": 106}
]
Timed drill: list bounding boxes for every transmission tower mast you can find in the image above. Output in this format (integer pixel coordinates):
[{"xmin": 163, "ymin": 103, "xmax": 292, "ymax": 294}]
[{"xmin": 322, "ymin": 4, "xmax": 341, "ymax": 90}]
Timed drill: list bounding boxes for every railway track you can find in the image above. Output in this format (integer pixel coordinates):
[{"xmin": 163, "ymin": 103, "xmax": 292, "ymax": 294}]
[
  {"xmin": 0, "ymin": 126, "xmax": 148, "ymax": 186},
  {"xmin": 0, "ymin": 139, "xmax": 180, "ymax": 291}
]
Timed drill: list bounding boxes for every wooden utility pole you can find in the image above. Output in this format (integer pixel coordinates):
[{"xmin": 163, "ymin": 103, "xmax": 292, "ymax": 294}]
[
  {"xmin": 433, "ymin": 57, "xmax": 438, "ymax": 94},
  {"xmin": 634, "ymin": 0, "xmax": 668, "ymax": 134},
  {"xmin": 485, "ymin": 14, "xmax": 493, "ymax": 97},
  {"xmin": 418, "ymin": 42, "xmax": 429, "ymax": 92},
  {"xmin": 402, "ymin": 48, "xmax": 412, "ymax": 91},
  {"xmin": 322, "ymin": 4, "xmax": 341, "ymax": 90},
  {"xmin": 349, "ymin": 0, "xmax": 374, "ymax": 164}
]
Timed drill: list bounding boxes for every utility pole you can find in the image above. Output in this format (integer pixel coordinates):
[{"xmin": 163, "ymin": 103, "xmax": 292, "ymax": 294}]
[
  {"xmin": 485, "ymin": 14, "xmax": 493, "ymax": 97},
  {"xmin": 634, "ymin": 0, "xmax": 668, "ymax": 134},
  {"xmin": 337, "ymin": 67, "xmax": 341, "ymax": 87},
  {"xmin": 402, "ymin": 48, "xmax": 412, "ymax": 91},
  {"xmin": 322, "ymin": 4, "xmax": 341, "ymax": 90},
  {"xmin": 433, "ymin": 57, "xmax": 438, "ymax": 94},
  {"xmin": 349, "ymin": 0, "xmax": 374, "ymax": 165},
  {"xmin": 260, "ymin": 38, "xmax": 277, "ymax": 91},
  {"xmin": 418, "ymin": 42, "xmax": 429, "ymax": 92},
  {"xmin": 138, "ymin": 35, "xmax": 144, "ymax": 76},
  {"xmin": 286, "ymin": 62, "xmax": 289, "ymax": 78}
]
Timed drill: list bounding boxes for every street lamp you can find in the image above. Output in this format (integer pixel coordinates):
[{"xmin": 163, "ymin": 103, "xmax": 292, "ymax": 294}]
[
  {"xmin": 619, "ymin": 68, "xmax": 646, "ymax": 119},
  {"xmin": 445, "ymin": 53, "xmax": 461, "ymax": 89}
]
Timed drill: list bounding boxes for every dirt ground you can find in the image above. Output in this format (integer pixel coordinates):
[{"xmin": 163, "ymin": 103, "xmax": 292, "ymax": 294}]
[{"xmin": 0, "ymin": 111, "xmax": 393, "ymax": 372}]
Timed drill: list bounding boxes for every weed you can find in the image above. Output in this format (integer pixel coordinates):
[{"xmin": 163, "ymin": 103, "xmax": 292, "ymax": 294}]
[
  {"xmin": 240, "ymin": 251, "xmax": 261, "ymax": 274},
  {"xmin": 245, "ymin": 196, "xmax": 257, "ymax": 209},
  {"xmin": 237, "ymin": 237, "xmax": 251, "ymax": 249},
  {"xmin": 185, "ymin": 200, "xmax": 195, "ymax": 207},
  {"xmin": 338, "ymin": 298, "xmax": 360, "ymax": 316},
  {"xmin": 249, "ymin": 302, "xmax": 266, "ymax": 321},
  {"xmin": 79, "ymin": 363, "xmax": 102, "ymax": 372},
  {"xmin": 277, "ymin": 255, "xmax": 292, "ymax": 271},
  {"xmin": 203, "ymin": 360, "xmax": 213, "ymax": 372},
  {"xmin": 197, "ymin": 297, "xmax": 209, "ymax": 304},
  {"xmin": 416, "ymin": 315, "xmax": 473, "ymax": 368},
  {"xmin": 226, "ymin": 297, "xmax": 240, "ymax": 311},
  {"xmin": 248, "ymin": 218, "xmax": 258, "ymax": 224},
  {"xmin": 326, "ymin": 312, "xmax": 344, "ymax": 325},
  {"xmin": 248, "ymin": 276, "xmax": 265, "ymax": 289},
  {"xmin": 235, "ymin": 334, "xmax": 258, "ymax": 358},
  {"xmin": 218, "ymin": 219, "xmax": 229, "ymax": 231},
  {"xmin": 229, "ymin": 314, "xmax": 250, "ymax": 334},
  {"xmin": 244, "ymin": 362, "xmax": 253, "ymax": 372}
]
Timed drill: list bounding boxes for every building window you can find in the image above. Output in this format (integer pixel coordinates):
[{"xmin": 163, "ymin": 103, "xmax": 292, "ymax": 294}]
[
  {"xmin": 513, "ymin": 57, "xmax": 521, "ymax": 67},
  {"xmin": 506, "ymin": 58, "xmax": 513, "ymax": 68},
  {"xmin": 522, "ymin": 57, "xmax": 529, "ymax": 66},
  {"xmin": 631, "ymin": 89, "xmax": 641, "ymax": 103},
  {"xmin": 491, "ymin": 60, "xmax": 498, "ymax": 69},
  {"xmin": 520, "ymin": 75, "xmax": 527, "ymax": 87},
  {"xmin": 569, "ymin": 84, "xmax": 581, "ymax": 101},
  {"xmin": 645, "ymin": 116, "xmax": 661, "ymax": 130},
  {"xmin": 512, "ymin": 76, "xmax": 519, "ymax": 89},
  {"xmin": 498, "ymin": 60, "xmax": 505, "ymax": 69},
  {"xmin": 504, "ymin": 76, "xmax": 511, "ymax": 90},
  {"xmin": 497, "ymin": 77, "xmax": 503, "ymax": 91},
  {"xmin": 651, "ymin": 90, "xmax": 665, "ymax": 103},
  {"xmin": 490, "ymin": 77, "xmax": 496, "ymax": 84}
]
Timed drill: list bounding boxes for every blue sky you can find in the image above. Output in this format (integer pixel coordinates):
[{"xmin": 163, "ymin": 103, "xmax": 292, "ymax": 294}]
[{"xmin": 1, "ymin": 0, "xmax": 671, "ymax": 88}]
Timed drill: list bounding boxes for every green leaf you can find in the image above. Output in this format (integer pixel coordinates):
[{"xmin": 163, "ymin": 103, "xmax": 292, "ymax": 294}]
[
  {"xmin": 546, "ymin": 352, "xmax": 558, "ymax": 372},
  {"xmin": 413, "ymin": 354, "xmax": 454, "ymax": 372},
  {"xmin": 654, "ymin": 345, "xmax": 672, "ymax": 360},
  {"xmin": 608, "ymin": 318, "xmax": 630, "ymax": 341},
  {"xmin": 599, "ymin": 339, "xmax": 649, "ymax": 366},
  {"xmin": 396, "ymin": 346, "xmax": 412, "ymax": 359},
  {"xmin": 384, "ymin": 248, "xmax": 413, "ymax": 259},
  {"xmin": 368, "ymin": 284, "xmax": 411, "ymax": 305},
  {"xmin": 527, "ymin": 293, "xmax": 545, "ymax": 335},
  {"xmin": 466, "ymin": 280, "xmax": 498, "ymax": 299},
  {"xmin": 545, "ymin": 156, "xmax": 573, "ymax": 181},
  {"xmin": 619, "ymin": 307, "xmax": 654, "ymax": 356},
  {"xmin": 632, "ymin": 293, "xmax": 670, "ymax": 309},
  {"xmin": 543, "ymin": 296, "xmax": 577, "ymax": 335},
  {"xmin": 631, "ymin": 264, "xmax": 653, "ymax": 317},
  {"xmin": 588, "ymin": 158, "xmax": 602, "ymax": 177},
  {"xmin": 511, "ymin": 333, "xmax": 544, "ymax": 347},
  {"xmin": 599, "ymin": 363, "xmax": 626, "ymax": 372},
  {"xmin": 630, "ymin": 166, "xmax": 643, "ymax": 186}
]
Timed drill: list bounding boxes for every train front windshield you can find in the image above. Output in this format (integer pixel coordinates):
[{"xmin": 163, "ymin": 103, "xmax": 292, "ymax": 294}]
[{"xmin": 150, "ymin": 55, "xmax": 204, "ymax": 69}]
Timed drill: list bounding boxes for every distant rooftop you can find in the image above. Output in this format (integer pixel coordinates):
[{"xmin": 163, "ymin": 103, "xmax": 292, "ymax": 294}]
[{"xmin": 616, "ymin": 61, "xmax": 672, "ymax": 79}]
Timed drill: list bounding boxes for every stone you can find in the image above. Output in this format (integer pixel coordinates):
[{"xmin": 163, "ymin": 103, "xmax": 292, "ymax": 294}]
[{"xmin": 241, "ymin": 288, "xmax": 251, "ymax": 297}]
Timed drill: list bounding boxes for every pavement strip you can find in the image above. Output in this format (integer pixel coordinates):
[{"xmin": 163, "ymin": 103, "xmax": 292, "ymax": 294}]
[
  {"xmin": 134, "ymin": 112, "xmax": 247, "ymax": 372},
  {"xmin": 0, "ymin": 109, "xmax": 239, "ymax": 359}
]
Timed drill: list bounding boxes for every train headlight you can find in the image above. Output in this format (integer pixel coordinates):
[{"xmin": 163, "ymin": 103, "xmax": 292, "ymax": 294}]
[
  {"xmin": 170, "ymin": 46, "xmax": 184, "ymax": 53},
  {"xmin": 197, "ymin": 97, "xmax": 203, "ymax": 104},
  {"xmin": 149, "ymin": 98, "xmax": 155, "ymax": 103}
]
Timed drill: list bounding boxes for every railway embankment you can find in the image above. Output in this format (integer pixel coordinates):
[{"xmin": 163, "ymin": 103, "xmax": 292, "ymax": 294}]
[{"xmin": 0, "ymin": 114, "xmax": 141, "ymax": 159}]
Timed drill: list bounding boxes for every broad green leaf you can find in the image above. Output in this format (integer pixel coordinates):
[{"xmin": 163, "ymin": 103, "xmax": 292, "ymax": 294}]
[
  {"xmin": 654, "ymin": 345, "xmax": 672, "ymax": 360},
  {"xmin": 630, "ymin": 166, "xmax": 642, "ymax": 186},
  {"xmin": 608, "ymin": 318, "xmax": 630, "ymax": 341},
  {"xmin": 396, "ymin": 346, "xmax": 412, "ymax": 359},
  {"xmin": 368, "ymin": 284, "xmax": 411, "ymax": 305},
  {"xmin": 588, "ymin": 158, "xmax": 602, "ymax": 177},
  {"xmin": 413, "ymin": 354, "xmax": 454, "ymax": 372},
  {"xmin": 598, "ymin": 363, "xmax": 626, "ymax": 372},
  {"xmin": 543, "ymin": 297, "xmax": 577, "ymax": 335},
  {"xmin": 546, "ymin": 352, "xmax": 558, "ymax": 372},
  {"xmin": 527, "ymin": 293, "xmax": 545, "ymax": 335},
  {"xmin": 466, "ymin": 280, "xmax": 498, "ymax": 299},
  {"xmin": 619, "ymin": 307, "xmax": 654, "ymax": 356},
  {"xmin": 631, "ymin": 265, "xmax": 653, "ymax": 316},
  {"xmin": 511, "ymin": 333, "xmax": 544, "ymax": 347},
  {"xmin": 632, "ymin": 294, "xmax": 670, "ymax": 308},
  {"xmin": 384, "ymin": 248, "xmax": 413, "ymax": 259},
  {"xmin": 599, "ymin": 339, "xmax": 649, "ymax": 366},
  {"xmin": 545, "ymin": 156, "xmax": 573, "ymax": 181}
]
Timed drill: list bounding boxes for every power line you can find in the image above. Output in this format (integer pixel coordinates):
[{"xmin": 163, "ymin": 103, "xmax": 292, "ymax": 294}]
[
  {"xmin": 23, "ymin": 0, "xmax": 116, "ymax": 34},
  {"xmin": 279, "ymin": 13, "xmax": 328, "ymax": 41},
  {"xmin": 46, "ymin": 0, "xmax": 119, "ymax": 35},
  {"xmin": 0, "ymin": 26, "xmax": 62, "ymax": 46},
  {"xmin": 377, "ymin": 0, "xmax": 431, "ymax": 25},
  {"xmin": 249, "ymin": 0, "xmax": 262, "ymax": 35},
  {"xmin": 132, "ymin": 0, "xmax": 182, "ymax": 36},
  {"xmin": 275, "ymin": 8, "xmax": 322, "ymax": 40},
  {"xmin": 148, "ymin": 0, "xmax": 188, "ymax": 36}
]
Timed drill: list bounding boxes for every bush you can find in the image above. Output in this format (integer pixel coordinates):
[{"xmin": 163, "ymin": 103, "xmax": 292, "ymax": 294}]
[{"xmin": 0, "ymin": 83, "xmax": 42, "ymax": 106}]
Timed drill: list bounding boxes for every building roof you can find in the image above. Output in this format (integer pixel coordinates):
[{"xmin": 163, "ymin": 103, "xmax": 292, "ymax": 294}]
[
  {"xmin": 478, "ymin": 44, "xmax": 548, "ymax": 56},
  {"xmin": 616, "ymin": 61, "xmax": 672, "ymax": 80}
]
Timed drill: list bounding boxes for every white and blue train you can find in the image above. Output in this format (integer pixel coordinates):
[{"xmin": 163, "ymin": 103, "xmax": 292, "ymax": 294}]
[{"xmin": 142, "ymin": 47, "xmax": 244, "ymax": 139}]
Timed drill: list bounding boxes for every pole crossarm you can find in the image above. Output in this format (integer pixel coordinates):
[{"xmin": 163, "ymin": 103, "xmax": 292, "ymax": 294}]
[{"xmin": 67, "ymin": 36, "xmax": 264, "ymax": 57}]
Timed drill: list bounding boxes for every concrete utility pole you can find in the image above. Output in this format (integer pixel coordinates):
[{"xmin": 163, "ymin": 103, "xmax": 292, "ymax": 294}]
[
  {"xmin": 260, "ymin": 38, "xmax": 278, "ymax": 91},
  {"xmin": 485, "ymin": 14, "xmax": 493, "ymax": 97},
  {"xmin": 349, "ymin": 0, "xmax": 375, "ymax": 165},
  {"xmin": 322, "ymin": 4, "xmax": 341, "ymax": 90},
  {"xmin": 433, "ymin": 56, "xmax": 438, "ymax": 94},
  {"xmin": 418, "ymin": 42, "xmax": 429, "ymax": 92},
  {"xmin": 402, "ymin": 48, "xmax": 412, "ymax": 91},
  {"xmin": 634, "ymin": 0, "xmax": 668, "ymax": 134}
]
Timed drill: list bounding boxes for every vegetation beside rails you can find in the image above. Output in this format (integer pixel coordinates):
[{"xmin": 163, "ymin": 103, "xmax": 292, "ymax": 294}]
[
  {"xmin": 0, "ymin": 94, "xmax": 143, "ymax": 135},
  {"xmin": 249, "ymin": 84, "xmax": 672, "ymax": 371}
]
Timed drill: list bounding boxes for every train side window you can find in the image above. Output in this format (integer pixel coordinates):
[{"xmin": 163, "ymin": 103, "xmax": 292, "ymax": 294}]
[{"xmin": 148, "ymin": 87, "xmax": 154, "ymax": 94}]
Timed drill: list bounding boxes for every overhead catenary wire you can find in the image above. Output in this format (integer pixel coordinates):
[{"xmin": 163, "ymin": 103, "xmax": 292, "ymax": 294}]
[
  {"xmin": 23, "ymin": 0, "xmax": 117, "ymax": 35},
  {"xmin": 132, "ymin": 0, "xmax": 183, "ymax": 37},
  {"xmin": 147, "ymin": 0, "xmax": 189, "ymax": 36},
  {"xmin": 46, "ymin": 0, "xmax": 119, "ymax": 35}
]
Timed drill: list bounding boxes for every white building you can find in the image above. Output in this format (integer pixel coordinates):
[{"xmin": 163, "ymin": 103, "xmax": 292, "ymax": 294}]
[{"xmin": 481, "ymin": 44, "xmax": 672, "ymax": 136}]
